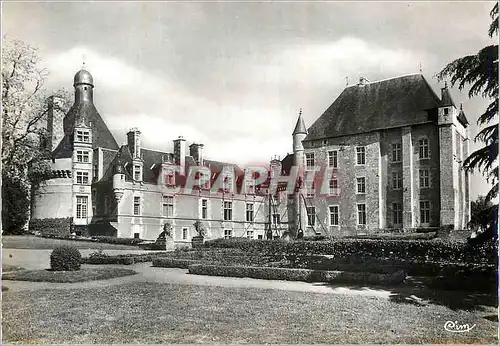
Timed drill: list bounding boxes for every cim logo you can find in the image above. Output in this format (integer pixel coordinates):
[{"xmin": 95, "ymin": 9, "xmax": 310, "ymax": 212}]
[{"xmin": 444, "ymin": 320, "xmax": 477, "ymax": 333}]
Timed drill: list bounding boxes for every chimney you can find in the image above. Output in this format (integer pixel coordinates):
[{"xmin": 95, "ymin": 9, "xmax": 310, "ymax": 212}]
[
  {"xmin": 358, "ymin": 77, "xmax": 369, "ymax": 86},
  {"xmin": 173, "ymin": 136, "xmax": 186, "ymax": 173},
  {"xmin": 127, "ymin": 128, "xmax": 141, "ymax": 158},
  {"xmin": 46, "ymin": 95, "xmax": 65, "ymax": 151},
  {"xmin": 189, "ymin": 143, "xmax": 204, "ymax": 166}
]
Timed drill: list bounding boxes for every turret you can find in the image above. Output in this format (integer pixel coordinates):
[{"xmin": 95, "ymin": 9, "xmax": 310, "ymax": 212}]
[
  {"xmin": 292, "ymin": 108, "xmax": 307, "ymax": 168},
  {"xmin": 73, "ymin": 68, "xmax": 94, "ymax": 103},
  {"xmin": 112, "ymin": 155, "xmax": 126, "ymax": 203}
]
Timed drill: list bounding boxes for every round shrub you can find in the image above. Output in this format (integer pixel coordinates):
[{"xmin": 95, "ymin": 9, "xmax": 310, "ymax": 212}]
[{"xmin": 50, "ymin": 245, "xmax": 82, "ymax": 271}]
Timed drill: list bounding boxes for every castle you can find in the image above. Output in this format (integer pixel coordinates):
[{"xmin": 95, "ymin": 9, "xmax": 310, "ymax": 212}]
[{"xmin": 31, "ymin": 69, "xmax": 470, "ymax": 242}]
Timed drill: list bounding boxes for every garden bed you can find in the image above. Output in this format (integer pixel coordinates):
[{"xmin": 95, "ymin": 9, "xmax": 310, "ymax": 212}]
[
  {"xmin": 2, "ymin": 267, "xmax": 137, "ymax": 283},
  {"xmin": 187, "ymin": 263, "xmax": 407, "ymax": 286}
]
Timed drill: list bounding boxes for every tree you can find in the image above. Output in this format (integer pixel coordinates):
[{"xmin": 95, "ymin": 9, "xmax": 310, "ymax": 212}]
[
  {"xmin": 469, "ymin": 195, "xmax": 495, "ymax": 232},
  {"xmin": 2, "ymin": 37, "xmax": 71, "ymax": 234},
  {"xmin": 436, "ymin": 4, "xmax": 498, "ymax": 203}
]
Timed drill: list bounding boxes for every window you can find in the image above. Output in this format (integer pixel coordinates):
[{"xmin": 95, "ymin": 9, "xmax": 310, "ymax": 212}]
[
  {"xmin": 134, "ymin": 232, "xmax": 140, "ymax": 239},
  {"xmin": 223, "ymin": 174, "xmax": 233, "ymax": 192},
  {"xmin": 419, "ymin": 169, "xmax": 430, "ymax": 188},
  {"xmin": 76, "ymin": 196, "xmax": 88, "ymax": 219},
  {"xmin": 392, "ymin": 143, "xmax": 402, "ymax": 162},
  {"xmin": 329, "ymin": 205, "xmax": 339, "ymax": 226},
  {"xmin": 357, "ymin": 204, "xmax": 366, "ymax": 225},
  {"xmin": 356, "ymin": 177, "xmax": 366, "ymax": 194},
  {"xmin": 76, "ymin": 150, "xmax": 89, "ymax": 163},
  {"xmin": 418, "ymin": 138, "xmax": 429, "ymax": 159},
  {"xmin": 272, "ymin": 213, "xmax": 281, "ymax": 225},
  {"xmin": 257, "ymin": 235, "xmax": 263, "ymax": 239},
  {"xmin": 163, "ymin": 196, "xmax": 174, "ymax": 217},
  {"xmin": 246, "ymin": 230, "xmax": 254, "ymax": 239},
  {"xmin": 328, "ymin": 150, "xmax": 338, "ymax": 168},
  {"xmin": 224, "ymin": 229, "xmax": 232, "ymax": 239},
  {"xmin": 134, "ymin": 165, "xmax": 141, "ymax": 181},
  {"xmin": 329, "ymin": 178, "xmax": 339, "ymax": 195},
  {"xmin": 201, "ymin": 199, "xmax": 208, "ymax": 219},
  {"xmin": 356, "ymin": 147, "xmax": 366, "ymax": 165},
  {"xmin": 104, "ymin": 196, "xmax": 110, "ymax": 214},
  {"xmin": 133, "ymin": 196, "xmax": 140, "ymax": 216},
  {"xmin": 420, "ymin": 201, "xmax": 430, "ymax": 224},
  {"xmin": 305, "ymin": 153, "xmax": 315, "ymax": 170},
  {"xmin": 182, "ymin": 227, "xmax": 188, "ymax": 240},
  {"xmin": 246, "ymin": 203, "xmax": 254, "ymax": 222},
  {"xmin": 76, "ymin": 171, "xmax": 89, "ymax": 185},
  {"xmin": 306, "ymin": 184, "xmax": 315, "ymax": 197},
  {"xmin": 223, "ymin": 201, "xmax": 232, "ymax": 221},
  {"xmin": 392, "ymin": 171, "xmax": 402, "ymax": 190},
  {"xmin": 165, "ymin": 170, "xmax": 175, "ymax": 186},
  {"xmin": 444, "ymin": 108, "xmax": 449, "ymax": 115},
  {"xmin": 76, "ymin": 130, "xmax": 90, "ymax": 142},
  {"xmin": 306, "ymin": 206, "xmax": 316, "ymax": 227},
  {"xmin": 393, "ymin": 203, "xmax": 403, "ymax": 225},
  {"xmin": 94, "ymin": 164, "xmax": 98, "ymax": 179}
]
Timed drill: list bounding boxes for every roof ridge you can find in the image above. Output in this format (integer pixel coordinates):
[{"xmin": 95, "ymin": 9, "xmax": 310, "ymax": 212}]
[{"xmin": 347, "ymin": 73, "xmax": 422, "ymax": 88}]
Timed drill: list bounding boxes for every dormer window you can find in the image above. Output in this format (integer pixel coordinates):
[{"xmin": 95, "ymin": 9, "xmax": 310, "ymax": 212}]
[
  {"xmin": 76, "ymin": 130, "xmax": 90, "ymax": 143},
  {"xmin": 223, "ymin": 175, "xmax": 233, "ymax": 192},
  {"xmin": 134, "ymin": 165, "xmax": 141, "ymax": 181},
  {"xmin": 164, "ymin": 169, "xmax": 175, "ymax": 186}
]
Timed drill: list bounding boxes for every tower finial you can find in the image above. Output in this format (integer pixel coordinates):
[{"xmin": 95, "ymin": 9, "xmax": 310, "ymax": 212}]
[
  {"xmin": 419, "ymin": 62, "xmax": 422, "ymax": 73},
  {"xmin": 346, "ymin": 76, "xmax": 349, "ymax": 86},
  {"xmin": 460, "ymin": 103, "xmax": 463, "ymax": 111},
  {"xmin": 82, "ymin": 53, "xmax": 86, "ymax": 70},
  {"xmin": 299, "ymin": 108, "xmax": 302, "ymax": 117}
]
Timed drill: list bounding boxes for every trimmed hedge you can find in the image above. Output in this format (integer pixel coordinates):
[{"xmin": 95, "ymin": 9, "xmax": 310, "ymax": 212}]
[
  {"xmin": 50, "ymin": 246, "xmax": 82, "ymax": 271},
  {"xmin": 29, "ymin": 218, "xmax": 71, "ymax": 236},
  {"xmin": 344, "ymin": 232, "xmax": 437, "ymax": 240},
  {"xmin": 92, "ymin": 236, "xmax": 143, "ymax": 246},
  {"xmin": 188, "ymin": 264, "xmax": 406, "ymax": 286},
  {"xmin": 83, "ymin": 252, "xmax": 168, "ymax": 265},
  {"xmin": 152, "ymin": 258, "xmax": 201, "ymax": 269},
  {"xmin": 204, "ymin": 238, "xmax": 496, "ymax": 264}
]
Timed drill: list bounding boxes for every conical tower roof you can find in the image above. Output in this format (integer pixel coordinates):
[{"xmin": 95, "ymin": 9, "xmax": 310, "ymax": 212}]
[{"xmin": 292, "ymin": 109, "xmax": 308, "ymax": 135}]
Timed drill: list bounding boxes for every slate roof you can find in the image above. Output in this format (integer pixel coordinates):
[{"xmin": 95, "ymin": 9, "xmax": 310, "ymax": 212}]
[
  {"xmin": 98, "ymin": 145, "xmax": 249, "ymax": 190},
  {"xmin": 458, "ymin": 104, "xmax": 470, "ymax": 127},
  {"xmin": 304, "ymin": 74, "xmax": 442, "ymax": 141},
  {"xmin": 440, "ymin": 86, "xmax": 456, "ymax": 107},
  {"xmin": 53, "ymin": 102, "xmax": 119, "ymax": 158}
]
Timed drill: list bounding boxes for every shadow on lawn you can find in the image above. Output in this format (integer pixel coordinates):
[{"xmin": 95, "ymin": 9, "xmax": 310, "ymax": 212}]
[{"xmin": 314, "ymin": 276, "xmax": 497, "ymax": 312}]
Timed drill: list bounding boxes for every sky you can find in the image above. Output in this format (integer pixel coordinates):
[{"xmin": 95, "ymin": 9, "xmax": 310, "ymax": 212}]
[{"xmin": 2, "ymin": 1, "xmax": 497, "ymax": 199}]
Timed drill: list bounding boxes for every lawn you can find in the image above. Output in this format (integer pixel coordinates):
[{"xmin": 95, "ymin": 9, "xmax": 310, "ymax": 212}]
[
  {"xmin": 2, "ymin": 267, "xmax": 137, "ymax": 283},
  {"xmin": 2, "ymin": 282, "xmax": 496, "ymax": 344},
  {"xmin": 2, "ymin": 235, "xmax": 139, "ymax": 250}
]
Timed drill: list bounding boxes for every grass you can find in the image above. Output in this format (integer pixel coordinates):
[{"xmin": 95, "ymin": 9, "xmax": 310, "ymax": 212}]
[
  {"xmin": 2, "ymin": 281, "xmax": 496, "ymax": 344},
  {"xmin": 3, "ymin": 235, "xmax": 139, "ymax": 250},
  {"xmin": 2, "ymin": 267, "xmax": 137, "ymax": 283}
]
